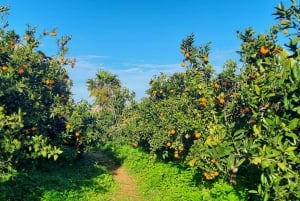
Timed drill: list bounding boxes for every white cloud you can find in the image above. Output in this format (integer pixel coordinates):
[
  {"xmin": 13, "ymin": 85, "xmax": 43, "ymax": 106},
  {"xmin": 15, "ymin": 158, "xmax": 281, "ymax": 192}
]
[{"xmin": 68, "ymin": 48, "xmax": 239, "ymax": 102}]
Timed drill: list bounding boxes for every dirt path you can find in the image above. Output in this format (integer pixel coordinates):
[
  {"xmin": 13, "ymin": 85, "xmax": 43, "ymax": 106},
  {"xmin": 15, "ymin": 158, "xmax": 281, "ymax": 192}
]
[{"xmin": 89, "ymin": 151, "xmax": 141, "ymax": 201}]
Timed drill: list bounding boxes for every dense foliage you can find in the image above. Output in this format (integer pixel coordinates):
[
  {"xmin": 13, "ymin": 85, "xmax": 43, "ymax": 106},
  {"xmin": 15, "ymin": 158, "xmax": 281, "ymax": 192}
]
[
  {"xmin": 116, "ymin": 1, "xmax": 300, "ymax": 200},
  {"xmin": 0, "ymin": 1, "xmax": 299, "ymax": 201}
]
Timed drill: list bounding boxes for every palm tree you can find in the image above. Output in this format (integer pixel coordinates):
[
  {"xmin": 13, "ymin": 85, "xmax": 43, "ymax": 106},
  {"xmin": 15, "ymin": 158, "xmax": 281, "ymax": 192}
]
[{"xmin": 86, "ymin": 70, "xmax": 121, "ymax": 107}]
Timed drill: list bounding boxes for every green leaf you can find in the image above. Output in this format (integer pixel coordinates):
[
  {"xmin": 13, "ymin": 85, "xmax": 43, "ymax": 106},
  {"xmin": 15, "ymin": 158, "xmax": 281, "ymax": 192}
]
[
  {"xmin": 253, "ymin": 124, "xmax": 261, "ymax": 135},
  {"xmin": 288, "ymin": 118, "xmax": 299, "ymax": 130},
  {"xmin": 292, "ymin": 106, "xmax": 300, "ymax": 115},
  {"xmin": 277, "ymin": 162, "xmax": 285, "ymax": 171},
  {"xmin": 248, "ymin": 190, "xmax": 258, "ymax": 194},
  {"xmin": 286, "ymin": 146, "xmax": 297, "ymax": 152},
  {"xmin": 236, "ymin": 158, "xmax": 246, "ymax": 167},
  {"xmin": 252, "ymin": 157, "xmax": 262, "ymax": 165},
  {"xmin": 254, "ymin": 85, "xmax": 260, "ymax": 95},
  {"xmin": 54, "ymin": 154, "xmax": 59, "ymax": 161}
]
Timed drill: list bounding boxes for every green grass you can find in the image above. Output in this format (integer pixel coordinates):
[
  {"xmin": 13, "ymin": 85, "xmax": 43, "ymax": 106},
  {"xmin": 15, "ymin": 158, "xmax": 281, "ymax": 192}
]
[
  {"xmin": 1, "ymin": 143, "xmax": 249, "ymax": 201},
  {"xmin": 113, "ymin": 144, "xmax": 249, "ymax": 201},
  {"xmin": 0, "ymin": 154, "xmax": 116, "ymax": 201}
]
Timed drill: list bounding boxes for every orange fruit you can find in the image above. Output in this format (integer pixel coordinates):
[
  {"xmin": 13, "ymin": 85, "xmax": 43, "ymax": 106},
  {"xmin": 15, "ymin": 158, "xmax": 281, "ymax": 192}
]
[
  {"xmin": 174, "ymin": 152, "xmax": 180, "ymax": 159},
  {"xmin": 75, "ymin": 131, "xmax": 81, "ymax": 137},
  {"xmin": 180, "ymin": 62, "xmax": 186, "ymax": 67},
  {"xmin": 185, "ymin": 52, "xmax": 190, "ymax": 58},
  {"xmin": 60, "ymin": 56, "xmax": 64, "ymax": 64},
  {"xmin": 166, "ymin": 142, "xmax": 172, "ymax": 147},
  {"xmin": 50, "ymin": 29, "xmax": 57, "ymax": 36},
  {"xmin": 264, "ymin": 103, "xmax": 270, "ymax": 109},
  {"xmin": 66, "ymin": 123, "xmax": 72, "ymax": 129},
  {"xmin": 213, "ymin": 83, "xmax": 219, "ymax": 90},
  {"xmin": 242, "ymin": 107, "xmax": 250, "ymax": 113},
  {"xmin": 180, "ymin": 49, "xmax": 186, "ymax": 54},
  {"xmin": 199, "ymin": 97, "xmax": 207, "ymax": 107},
  {"xmin": 18, "ymin": 68, "xmax": 25, "ymax": 74},
  {"xmin": 210, "ymin": 158, "xmax": 217, "ymax": 164},
  {"xmin": 194, "ymin": 132, "xmax": 201, "ymax": 139},
  {"xmin": 178, "ymin": 146, "xmax": 184, "ymax": 152},
  {"xmin": 259, "ymin": 46, "xmax": 269, "ymax": 55},
  {"xmin": 169, "ymin": 129, "xmax": 176, "ymax": 135},
  {"xmin": 1, "ymin": 65, "xmax": 8, "ymax": 71},
  {"xmin": 218, "ymin": 97, "xmax": 225, "ymax": 105},
  {"xmin": 249, "ymin": 73, "xmax": 256, "ymax": 79},
  {"xmin": 203, "ymin": 56, "xmax": 209, "ymax": 63},
  {"xmin": 249, "ymin": 118, "xmax": 256, "ymax": 124},
  {"xmin": 31, "ymin": 126, "xmax": 37, "ymax": 132},
  {"xmin": 49, "ymin": 80, "xmax": 55, "ymax": 85},
  {"xmin": 23, "ymin": 35, "xmax": 29, "ymax": 41}
]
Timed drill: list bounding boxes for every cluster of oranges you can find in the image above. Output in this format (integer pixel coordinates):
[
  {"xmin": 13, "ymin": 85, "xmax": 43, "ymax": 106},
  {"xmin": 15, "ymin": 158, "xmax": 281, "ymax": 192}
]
[{"xmin": 203, "ymin": 171, "xmax": 219, "ymax": 180}]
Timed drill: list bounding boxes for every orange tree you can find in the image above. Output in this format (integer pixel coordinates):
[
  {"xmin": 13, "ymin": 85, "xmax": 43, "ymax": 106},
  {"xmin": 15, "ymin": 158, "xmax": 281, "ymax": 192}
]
[
  {"xmin": 0, "ymin": 5, "xmax": 90, "ymax": 171},
  {"xmin": 117, "ymin": 1, "xmax": 300, "ymax": 200}
]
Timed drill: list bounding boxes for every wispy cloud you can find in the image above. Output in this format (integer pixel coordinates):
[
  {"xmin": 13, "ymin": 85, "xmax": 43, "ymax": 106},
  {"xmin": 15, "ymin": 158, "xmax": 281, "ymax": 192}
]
[
  {"xmin": 68, "ymin": 48, "xmax": 239, "ymax": 102},
  {"xmin": 68, "ymin": 54, "xmax": 184, "ymax": 101}
]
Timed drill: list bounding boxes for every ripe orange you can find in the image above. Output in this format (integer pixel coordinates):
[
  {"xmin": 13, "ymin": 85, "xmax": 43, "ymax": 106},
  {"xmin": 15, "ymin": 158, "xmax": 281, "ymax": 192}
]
[
  {"xmin": 50, "ymin": 29, "xmax": 57, "ymax": 36},
  {"xmin": 66, "ymin": 123, "xmax": 72, "ymax": 129},
  {"xmin": 213, "ymin": 83, "xmax": 219, "ymax": 90},
  {"xmin": 1, "ymin": 65, "xmax": 8, "ymax": 71},
  {"xmin": 169, "ymin": 129, "xmax": 176, "ymax": 135},
  {"xmin": 264, "ymin": 103, "xmax": 270, "ymax": 109},
  {"xmin": 31, "ymin": 126, "xmax": 37, "ymax": 132},
  {"xmin": 180, "ymin": 49, "xmax": 186, "ymax": 54},
  {"xmin": 203, "ymin": 56, "xmax": 209, "ymax": 63},
  {"xmin": 199, "ymin": 97, "xmax": 207, "ymax": 107},
  {"xmin": 180, "ymin": 62, "xmax": 186, "ymax": 67},
  {"xmin": 49, "ymin": 80, "xmax": 55, "ymax": 85},
  {"xmin": 185, "ymin": 52, "xmax": 190, "ymax": 58},
  {"xmin": 218, "ymin": 97, "xmax": 225, "ymax": 105},
  {"xmin": 249, "ymin": 73, "xmax": 256, "ymax": 79},
  {"xmin": 210, "ymin": 158, "xmax": 217, "ymax": 164},
  {"xmin": 222, "ymin": 81, "xmax": 229, "ymax": 87},
  {"xmin": 60, "ymin": 56, "xmax": 64, "ymax": 64},
  {"xmin": 249, "ymin": 118, "xmax": 256, "ymax": 124},
  {"xmin": 194, "ymin": 132, "xmax": 201, "ymax": 139},
  {"xmin": 213, "ymin": 171, "xmax": 219, "ymax": 176},
  {"xmin": 259, "ymin": 46, "xmax": 269, "ymax": 55},
  {"xmin": 23, "ymin": 35, "xmax": 29, "ymax": 41},
  {"xmin": 166, "ymin": 142, "xmax": 172, "ymax": 147},
  {"xmin": 18, "ymin": 68, "xmax": 25, "ymax": 74},
  {"xmin": 75, "ymin": 131, "xmax": 81, "ymax": 137},
  {"xmin": 178, "ymin": 146, "xmax": 184, "ymax": 152},
  {"xmin": 174, "ymin": 152, "xmax": 180, "ymax": 159},
  {"xmin": 242, "ymin": 107, "xmax": 251, "ymax": 113}
]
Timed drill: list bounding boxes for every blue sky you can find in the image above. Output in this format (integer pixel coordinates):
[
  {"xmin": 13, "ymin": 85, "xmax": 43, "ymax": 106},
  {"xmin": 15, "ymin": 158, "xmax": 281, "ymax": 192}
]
[{"xmin": 2, "ymin": 0, "xmax": 290, "ymax": 102}]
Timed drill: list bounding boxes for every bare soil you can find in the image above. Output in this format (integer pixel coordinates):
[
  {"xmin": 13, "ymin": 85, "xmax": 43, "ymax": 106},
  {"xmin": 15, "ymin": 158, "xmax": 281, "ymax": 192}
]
[{"xmin": 89, "ymin": 151, "xmax": 141, "ymax": 201}]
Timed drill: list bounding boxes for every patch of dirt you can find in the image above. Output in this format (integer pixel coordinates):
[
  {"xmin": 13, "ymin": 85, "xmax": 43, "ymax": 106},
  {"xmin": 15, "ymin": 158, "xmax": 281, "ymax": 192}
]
[{"xmin": 89, "ymin": 151, "xmax": 141, "ymax": 201}]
